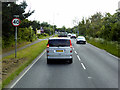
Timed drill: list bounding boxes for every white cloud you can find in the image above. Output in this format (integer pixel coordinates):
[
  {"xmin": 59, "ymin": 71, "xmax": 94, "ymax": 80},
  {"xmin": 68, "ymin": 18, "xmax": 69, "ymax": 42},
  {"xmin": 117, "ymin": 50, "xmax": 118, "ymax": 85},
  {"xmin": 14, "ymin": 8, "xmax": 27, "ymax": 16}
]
[{"xmin": 17, "ymin": 0, "xmax": 120, "ymax": 28}]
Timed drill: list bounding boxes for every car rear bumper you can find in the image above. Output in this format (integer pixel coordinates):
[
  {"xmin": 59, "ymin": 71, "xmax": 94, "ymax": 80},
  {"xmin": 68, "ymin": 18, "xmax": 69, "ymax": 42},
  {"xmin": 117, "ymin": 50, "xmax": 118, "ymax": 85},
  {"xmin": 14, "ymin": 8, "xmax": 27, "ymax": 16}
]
[
  {"xmin": 47, "ymin": 56, "xmax": 72, "ymax": 59},
  {"xmin": 71, "ymin": 36, "xmax": 76, "ymax": 38},
  {"xmin": 77, "ymin": 41, "xmax": 86, "ymax": 44}
]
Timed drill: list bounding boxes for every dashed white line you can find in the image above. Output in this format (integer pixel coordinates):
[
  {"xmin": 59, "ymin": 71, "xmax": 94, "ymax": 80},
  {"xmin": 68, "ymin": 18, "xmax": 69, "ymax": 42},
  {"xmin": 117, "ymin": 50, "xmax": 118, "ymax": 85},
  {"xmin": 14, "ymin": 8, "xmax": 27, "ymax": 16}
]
[
  {"xmin": 81, "ymin": 63, "xmax": 86, "ymax": 70},
  {"xmin": 74, "ymin": 51, "xmax": 77, "ymax": 54},
  {"xmin": 10, "ymin": 50, "xmax": 46, "ymax": 88},
  {"xmin": 73, "ymin": 48, "xmax": 74, "ymax": 50},
  {"xmin": 77, "ymin": 55, "xmax": 81, "ymax": 61},
  {"xmin": 88, "ymin": 77, "xmax": 92, "ymax": 79}
]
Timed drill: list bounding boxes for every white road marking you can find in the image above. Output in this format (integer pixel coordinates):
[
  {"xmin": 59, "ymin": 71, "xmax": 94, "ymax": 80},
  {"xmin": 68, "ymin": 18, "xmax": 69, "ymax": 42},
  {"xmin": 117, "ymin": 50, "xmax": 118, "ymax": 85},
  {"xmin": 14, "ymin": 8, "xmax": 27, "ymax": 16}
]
[
  {"xmin": 74, "ymin": 51, "xmax": 77, "ymax": 54},
  {"xmin": 73, "ymin": 48, "xmax": 74, "ymax": 50},
  {"xmin": 107, "ymin": 53, "xmax": 119, "ymax": 60},
  {"xmin": 81, "ymin": 63, "xmax": 86, "ymax": 70},
  {"xmin": 10, "ymin": 50, "xmax": 46, "ymax": 88},
  {"xmin": 88, "ymin": 77, "xmax": 92, "ymax": 79},
  {"xmin": 77, "ymin": 55, "xmax": 81, "ymax": 61}
]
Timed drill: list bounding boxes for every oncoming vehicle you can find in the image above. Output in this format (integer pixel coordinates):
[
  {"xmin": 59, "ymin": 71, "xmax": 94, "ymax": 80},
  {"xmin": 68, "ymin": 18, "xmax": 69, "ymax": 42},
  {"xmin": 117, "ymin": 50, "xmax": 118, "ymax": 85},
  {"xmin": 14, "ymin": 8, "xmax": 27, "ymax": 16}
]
[
  {"xmin": 76, "ymin": 36, "xmax": 86, "ymax": 44},
  {"xmin": 47, "ymin": 37, "xmax": 73, "ymax": 64}
]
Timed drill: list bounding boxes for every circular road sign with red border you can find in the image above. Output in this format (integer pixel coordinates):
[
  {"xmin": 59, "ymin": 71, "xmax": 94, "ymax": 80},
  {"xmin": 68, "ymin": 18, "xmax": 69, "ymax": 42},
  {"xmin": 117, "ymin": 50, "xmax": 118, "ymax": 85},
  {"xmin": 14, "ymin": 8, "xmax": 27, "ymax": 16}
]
[{"xmin": 12, "ymin": 18, "xmax": 21, "ymax": 27}]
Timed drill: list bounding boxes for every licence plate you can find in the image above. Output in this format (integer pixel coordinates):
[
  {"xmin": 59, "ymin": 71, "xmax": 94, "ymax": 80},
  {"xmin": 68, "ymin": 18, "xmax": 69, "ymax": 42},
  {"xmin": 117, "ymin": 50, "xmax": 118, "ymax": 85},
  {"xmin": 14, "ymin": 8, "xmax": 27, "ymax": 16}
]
[{"xmin": 56, "ymin": 50, "xmax": 63, "ymax": 52}]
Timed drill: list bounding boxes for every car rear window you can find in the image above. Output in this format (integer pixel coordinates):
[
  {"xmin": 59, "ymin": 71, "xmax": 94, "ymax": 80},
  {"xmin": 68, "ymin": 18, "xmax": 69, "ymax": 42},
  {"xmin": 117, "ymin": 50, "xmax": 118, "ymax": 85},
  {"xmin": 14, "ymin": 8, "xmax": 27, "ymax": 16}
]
[
  {"xmin": 48, "ymin": 39, "xmax": 70, "ymax": 47},
  {"xmin": 78, "ymin": 38, "xmax": 84, "ymax": 39}
]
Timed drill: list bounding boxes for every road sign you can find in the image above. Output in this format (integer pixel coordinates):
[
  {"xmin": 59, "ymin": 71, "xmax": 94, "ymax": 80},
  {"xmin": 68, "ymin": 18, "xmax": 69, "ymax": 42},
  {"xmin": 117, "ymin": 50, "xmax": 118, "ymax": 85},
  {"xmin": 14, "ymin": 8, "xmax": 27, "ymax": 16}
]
[
  {"xmin": 12, "ymin": 18, "xmax": 21, "ymax": 27},
  {"xmin": 12, "ymin": 17, "xmax": 20, "ymax": 58}
]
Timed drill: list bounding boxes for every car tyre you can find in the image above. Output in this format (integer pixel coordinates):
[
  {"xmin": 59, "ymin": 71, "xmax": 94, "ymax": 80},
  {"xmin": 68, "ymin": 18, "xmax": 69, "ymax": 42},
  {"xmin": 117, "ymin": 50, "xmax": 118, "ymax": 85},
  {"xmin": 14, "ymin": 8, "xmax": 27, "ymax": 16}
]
[
  {"xmin": 47, "ymin": 59, "xmax": 51, "ymax": 64},
  {"xmin": 68, "ymin": 59, "xmax": 72, "ymax": 64}
]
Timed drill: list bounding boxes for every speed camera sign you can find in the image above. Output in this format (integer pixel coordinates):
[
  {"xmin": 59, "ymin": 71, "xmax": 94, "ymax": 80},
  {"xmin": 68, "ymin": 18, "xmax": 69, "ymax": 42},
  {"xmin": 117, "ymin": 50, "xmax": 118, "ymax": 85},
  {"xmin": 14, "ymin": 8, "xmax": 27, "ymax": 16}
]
[{"xmin": 12, "ymin": 18, "xmax": 21, "ymax": 27}]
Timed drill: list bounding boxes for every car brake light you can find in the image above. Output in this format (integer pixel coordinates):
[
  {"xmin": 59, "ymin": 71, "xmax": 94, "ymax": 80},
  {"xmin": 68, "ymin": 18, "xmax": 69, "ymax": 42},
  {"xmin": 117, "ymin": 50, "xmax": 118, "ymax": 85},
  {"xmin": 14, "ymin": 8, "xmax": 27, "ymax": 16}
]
[
  {"xmin": 70, "ymin": 50, "xmax": 72, "ymax": 53},
  {"xmin": 47, "ymin": 50, "xmax": 49, "ymax": 53},
  {"xmin": 70, "ymin": 40, "xmax": 72, "ymax": 48},
  {"xmin": 47, "ymin": 44, "xmax": 49, "ymax": 48}
]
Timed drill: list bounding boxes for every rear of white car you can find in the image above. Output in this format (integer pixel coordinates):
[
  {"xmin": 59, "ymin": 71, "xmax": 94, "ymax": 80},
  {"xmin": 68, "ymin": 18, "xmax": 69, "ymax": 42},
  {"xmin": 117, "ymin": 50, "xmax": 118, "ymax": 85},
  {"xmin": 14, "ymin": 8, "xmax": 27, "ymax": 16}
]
[
  {"xmin": 71, "ymin": 34, "xmax": 76, "ymax": 39},
  {"xmin": 76, "ymin": 36, "xmax": 86, "ymax": 44},
  {"xmin": 47, "ymin": 37, "xmax": 73, "ymax": 64}
]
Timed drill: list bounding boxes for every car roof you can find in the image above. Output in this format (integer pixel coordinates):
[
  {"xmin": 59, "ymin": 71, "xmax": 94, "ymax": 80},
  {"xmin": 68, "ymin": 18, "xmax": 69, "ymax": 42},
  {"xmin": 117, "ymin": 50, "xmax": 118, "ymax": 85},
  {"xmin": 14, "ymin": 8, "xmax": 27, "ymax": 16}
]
[{"xmin": 49, "ymin": 37, "xmax": 70, "ymax": 40}]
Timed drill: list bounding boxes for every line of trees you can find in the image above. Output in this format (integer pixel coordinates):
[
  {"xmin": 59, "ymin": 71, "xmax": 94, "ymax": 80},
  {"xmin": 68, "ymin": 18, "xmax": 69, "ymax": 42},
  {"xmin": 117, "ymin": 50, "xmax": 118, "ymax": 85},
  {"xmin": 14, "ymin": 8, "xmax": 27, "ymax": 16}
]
[
  {"xmin": 71, "ymin": 11, "xmax": 120, "ymax": 42},
  {"xmin": 3, "ymin": 1, "xmax": 119, "ymax": 48}
]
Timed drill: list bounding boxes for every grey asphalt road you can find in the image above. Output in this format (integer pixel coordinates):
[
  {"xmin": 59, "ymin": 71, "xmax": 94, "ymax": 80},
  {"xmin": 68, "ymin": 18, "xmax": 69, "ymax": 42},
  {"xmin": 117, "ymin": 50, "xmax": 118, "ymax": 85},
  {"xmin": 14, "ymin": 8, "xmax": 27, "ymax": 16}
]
[{"xmin": 7, "ymin": 39, "xmax": 119, "ymax": 89}]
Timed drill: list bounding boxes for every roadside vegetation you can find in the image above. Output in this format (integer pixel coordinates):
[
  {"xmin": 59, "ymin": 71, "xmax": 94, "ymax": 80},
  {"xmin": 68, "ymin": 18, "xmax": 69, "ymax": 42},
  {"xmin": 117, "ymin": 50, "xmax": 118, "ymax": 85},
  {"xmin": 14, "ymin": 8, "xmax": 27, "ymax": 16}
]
[
  {"xmin": 71, "ymin": 11, "xmax": 120, "ymax": 58},
  {"xmin": 86, "ymin": 36, "xmax": 119, "ymax": 58},
  {"xmin": 2, "ymin": 1, "xmax": 56, "ymax": 50},
  {"xmin": 2, "ymin": 40, "xmax": 48, "ymax": 88}
]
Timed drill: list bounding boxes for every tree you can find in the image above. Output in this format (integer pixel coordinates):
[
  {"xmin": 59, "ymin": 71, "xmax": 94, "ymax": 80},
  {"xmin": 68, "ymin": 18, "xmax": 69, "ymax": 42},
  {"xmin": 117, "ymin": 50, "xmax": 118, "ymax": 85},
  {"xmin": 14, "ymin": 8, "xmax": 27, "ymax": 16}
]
[{"xmin": 2, "ymin": 1, "xmax": 35, "ymax": 48}]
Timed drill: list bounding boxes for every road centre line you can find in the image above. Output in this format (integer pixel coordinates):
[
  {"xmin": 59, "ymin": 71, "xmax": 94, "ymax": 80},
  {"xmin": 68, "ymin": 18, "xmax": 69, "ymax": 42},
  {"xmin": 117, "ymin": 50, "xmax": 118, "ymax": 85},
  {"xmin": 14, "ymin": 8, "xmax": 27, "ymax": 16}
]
[
  {"xmin": 81, "ymin": 63, "xmax": 86, "ymax": 70},
  {"xmin": 74, "ymin": 51, "xmax": 77, "ymax": 54},
  {"xmin": 77, "ymin": 55, "xmax": 81, "ymax": 61},
  {"xmin": 10, "ymin": 50, "xmax": 46, "ymax": 88}
]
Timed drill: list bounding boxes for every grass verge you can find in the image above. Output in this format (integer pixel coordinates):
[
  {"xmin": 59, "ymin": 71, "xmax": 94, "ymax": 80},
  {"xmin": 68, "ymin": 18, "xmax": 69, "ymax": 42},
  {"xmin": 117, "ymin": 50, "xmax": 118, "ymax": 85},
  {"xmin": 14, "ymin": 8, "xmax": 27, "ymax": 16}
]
[
  {"xmin": 86, "ymin": 36, "xmax": 120, "ymax": 58},
  {"xmin": 2, "ymin": 41, "xmax": 31, "ymax": 54},
  {"xmin": 53, "ymin": 34, "xmax": 58, "ymax": 37},
  {"xmin": 2, "ymin": 40, "xmax": 48, "ymax": 88},
  {"xmin": 38, "ymin": 35, "xmax": 52, "ymax": 39}
]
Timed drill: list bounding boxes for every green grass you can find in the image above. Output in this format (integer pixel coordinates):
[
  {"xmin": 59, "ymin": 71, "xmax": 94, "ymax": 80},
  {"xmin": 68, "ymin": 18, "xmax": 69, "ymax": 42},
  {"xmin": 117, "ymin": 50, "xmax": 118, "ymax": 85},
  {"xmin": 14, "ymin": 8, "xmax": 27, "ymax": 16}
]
[
  {"xmin": 38, "ymin": 35, "xmax": 52, "ymax": 39},
  {"xmin": 86, "ymin": 37, "xmax": 119, "ymax": 58},
  {"xmin": 2, "ymin": 35, "xmax": 51, "ymax": 54},
  {"xmin": 2, "ymin": 40, "xmax": 48, "ymax": 88},
  {"xmin": 53, "ymin": 34, "xmax": 58, "ymax": 37},
  {"xmin": 2, "ymin": 41, "xmax": 31, "ymax": 54}
]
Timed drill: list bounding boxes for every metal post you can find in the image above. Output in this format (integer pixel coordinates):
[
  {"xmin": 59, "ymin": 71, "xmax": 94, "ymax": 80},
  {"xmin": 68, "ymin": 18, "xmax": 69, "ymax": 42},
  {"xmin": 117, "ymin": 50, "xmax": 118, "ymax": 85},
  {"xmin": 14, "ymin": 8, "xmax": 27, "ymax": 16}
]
[{"xmin": 15, "ymin": 27, "xmax": 17, "ymax": 58}]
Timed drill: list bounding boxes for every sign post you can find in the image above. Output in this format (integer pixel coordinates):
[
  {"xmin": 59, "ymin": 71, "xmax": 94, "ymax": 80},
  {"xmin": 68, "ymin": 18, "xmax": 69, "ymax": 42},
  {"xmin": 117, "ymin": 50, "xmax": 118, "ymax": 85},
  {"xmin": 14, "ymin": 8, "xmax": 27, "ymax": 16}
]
[{"xmin": 12, "ymin": 18, "xmax": 20, "ymax": 58}]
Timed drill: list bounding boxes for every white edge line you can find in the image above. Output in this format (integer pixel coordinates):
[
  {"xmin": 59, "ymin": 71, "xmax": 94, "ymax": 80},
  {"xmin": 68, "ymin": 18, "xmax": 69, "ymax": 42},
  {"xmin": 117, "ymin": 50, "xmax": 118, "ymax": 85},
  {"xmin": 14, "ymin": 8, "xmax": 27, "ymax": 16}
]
[
  {"xmin": 81, "ymin": 63, "xmax": 86, "ymax": 70},
  {"xmin": 88, "ymin": 43, "xmax": 119, "ymax": 60},
  {"xmin": 77, "ymin": 55, "xmax": 81, "ymax": 61},
  {"xmin": 107, "ymin": 52, "xmax": 119, "ymax": 60},
  {"xmin": 10, "ymin": 50, "xmax": 46, "ymax": 88}
]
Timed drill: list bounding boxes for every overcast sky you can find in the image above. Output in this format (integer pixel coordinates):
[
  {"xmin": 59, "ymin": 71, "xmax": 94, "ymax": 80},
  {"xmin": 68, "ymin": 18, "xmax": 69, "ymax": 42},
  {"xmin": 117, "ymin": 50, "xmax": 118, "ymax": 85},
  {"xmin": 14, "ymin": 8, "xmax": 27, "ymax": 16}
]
[{"xmin": 17, "ymin": 0, "xmax": 120, "ymax": 28}]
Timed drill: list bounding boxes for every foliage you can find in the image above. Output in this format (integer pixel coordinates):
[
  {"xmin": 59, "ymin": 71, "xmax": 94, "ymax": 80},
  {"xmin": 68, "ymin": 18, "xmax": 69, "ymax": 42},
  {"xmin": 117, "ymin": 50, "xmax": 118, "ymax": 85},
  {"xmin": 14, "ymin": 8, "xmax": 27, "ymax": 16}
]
[
  {"xmin": 86, "ymin": 36, "xmax": 119, "ymax": 57},
  {"xmin": 72, "ymin": 11, "xmax": 120, "ymax": 42},
  {"xmin": 2, "ymin": 1, "xmax": 35, "ymax": 48}
]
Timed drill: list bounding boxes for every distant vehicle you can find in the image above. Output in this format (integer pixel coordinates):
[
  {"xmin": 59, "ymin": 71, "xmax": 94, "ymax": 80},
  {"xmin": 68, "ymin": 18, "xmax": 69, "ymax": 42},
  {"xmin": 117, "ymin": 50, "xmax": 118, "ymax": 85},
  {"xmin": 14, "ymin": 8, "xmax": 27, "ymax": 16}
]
[
  {"xmin": 76, "ymin": 36, "xmax": 86, "ymax": 44},
  {"xmin": 71, "ymin": 34, "xmax": 76, "ymax": 39},
  {"xmin": 58, "ymin": 32, "xmax": 67, "ymax": 37},
  {"xmin": 67, "ymin": 33, "xmax": 72, "ymax": 37},
  {"xmin": 47, "ymin": 37, "xmax": 73, "ymax": 64}
]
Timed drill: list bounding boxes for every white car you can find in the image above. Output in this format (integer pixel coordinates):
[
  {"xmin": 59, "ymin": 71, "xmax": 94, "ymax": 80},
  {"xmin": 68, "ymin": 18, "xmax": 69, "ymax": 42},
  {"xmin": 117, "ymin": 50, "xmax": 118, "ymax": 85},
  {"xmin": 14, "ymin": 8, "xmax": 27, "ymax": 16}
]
[
  {"xmin": 71, "ymin": 34, "xmax": 76, "ymax": 39},
  {"xmin": 47, "ymin": 37, "xmax": 73, "ymax": 64},
  {"xmin": 76, "ymin": 36, "xmax": 86, "ymax": 44},
  {"xmin": 67, "ymin": 33, "xmax": 72, "ymax": 37}
]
